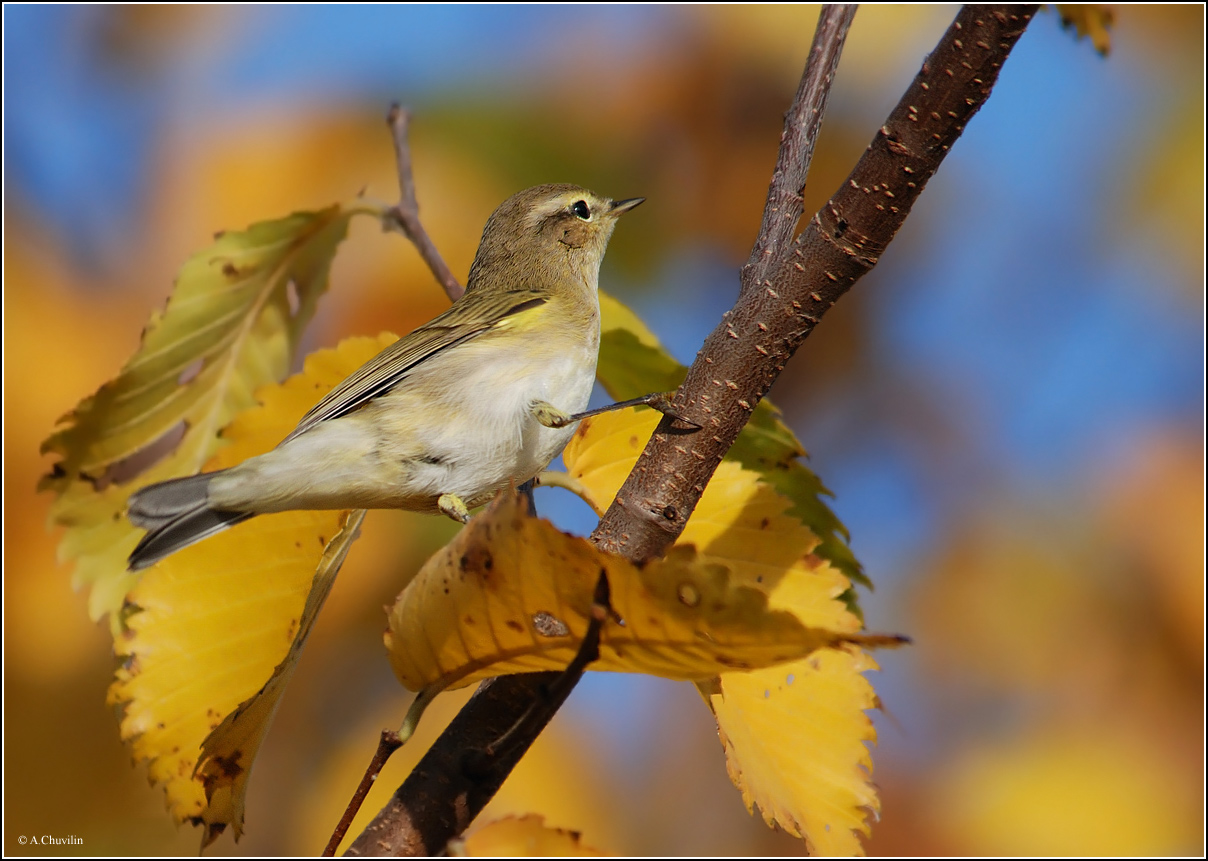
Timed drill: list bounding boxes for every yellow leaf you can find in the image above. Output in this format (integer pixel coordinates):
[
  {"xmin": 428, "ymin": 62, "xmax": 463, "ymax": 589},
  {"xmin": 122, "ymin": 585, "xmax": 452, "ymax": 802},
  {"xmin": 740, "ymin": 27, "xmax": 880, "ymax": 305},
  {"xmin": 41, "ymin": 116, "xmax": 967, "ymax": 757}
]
[
  {"xmin": 195, "ymin": 509, "xmax": 363, "ymax": 847},
  {"xmin": 385, "ymin": 491, "xmax": 892, "ymax": 693},
  {"xmin": 461, "ymin": 814, "xmax": 605, "ymax": 857},
  {"xmin": 108, "ymin": 334, "xmax": 393, "ymax": 844},
  {"xmin": 671, "ymin": 436, "xmax": 886, "ymax": 853},
  {"xmin": 41, "ymin": 205, "xmax": 364, "ymax": 625},
  {"xmin": 597, "ymin": 291, "xmax": 868, "ymax": 595},
  {"xmin": 565, "ymin": 405, "xmax": 864, "ymax": 602},
  {"xmin": 563, "ymin": 408, "xmax": 858, "ymax": 625},
  {"xmin": 1055, "ymin": 4, "xmax": 1114, "ymax": 56},
  {"xmin": 705, "ymin": 649, "xmax": 884, "ymax": 855},
  {"xmin": 563, "ymin": 407, "xmax": 897, "ymax": 852},
  {"xmin": 558, "ymin": 409, "xmax": 661, "ymax": 516}
]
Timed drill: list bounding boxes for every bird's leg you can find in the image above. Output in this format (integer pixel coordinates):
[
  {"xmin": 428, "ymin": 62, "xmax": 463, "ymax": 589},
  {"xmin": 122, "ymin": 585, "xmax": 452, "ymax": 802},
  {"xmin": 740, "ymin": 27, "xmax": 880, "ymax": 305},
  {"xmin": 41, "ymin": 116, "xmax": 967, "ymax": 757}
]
[
  {"xmin": 530, "ymin": 392, "xmax": 699, "ymax": 430},
  {"xmin": 516, "ymin": 478, "xmax": 537, "ymax": 515},
  {"xmin": 437, "ymin": 493, "xmax": 471, "ymax": 524}
]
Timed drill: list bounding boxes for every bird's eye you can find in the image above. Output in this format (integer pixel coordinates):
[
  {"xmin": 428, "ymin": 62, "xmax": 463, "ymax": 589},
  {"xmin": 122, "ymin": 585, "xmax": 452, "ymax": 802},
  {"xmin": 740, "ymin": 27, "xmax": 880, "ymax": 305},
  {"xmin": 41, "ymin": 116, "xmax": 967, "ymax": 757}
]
[{"xmin": 571, "ymin": 200, "xmax": 591, "ymax": 221}]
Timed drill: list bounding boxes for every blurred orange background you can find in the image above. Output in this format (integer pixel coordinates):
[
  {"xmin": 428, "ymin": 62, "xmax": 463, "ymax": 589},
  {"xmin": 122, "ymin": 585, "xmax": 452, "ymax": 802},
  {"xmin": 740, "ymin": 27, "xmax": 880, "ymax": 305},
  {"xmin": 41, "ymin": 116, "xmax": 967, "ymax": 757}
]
[{"xmin": 5, "ymin": 5, "xmax": 1203, "ymax": 855}]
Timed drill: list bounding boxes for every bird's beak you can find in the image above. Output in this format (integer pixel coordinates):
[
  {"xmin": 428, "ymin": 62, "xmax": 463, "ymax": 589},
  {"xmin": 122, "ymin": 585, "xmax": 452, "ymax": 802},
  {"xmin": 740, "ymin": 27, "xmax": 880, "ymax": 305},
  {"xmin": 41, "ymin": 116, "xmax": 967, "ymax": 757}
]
[{"xmin": 610, "ymin": 197, "xmax": 645, "ymax": 216}]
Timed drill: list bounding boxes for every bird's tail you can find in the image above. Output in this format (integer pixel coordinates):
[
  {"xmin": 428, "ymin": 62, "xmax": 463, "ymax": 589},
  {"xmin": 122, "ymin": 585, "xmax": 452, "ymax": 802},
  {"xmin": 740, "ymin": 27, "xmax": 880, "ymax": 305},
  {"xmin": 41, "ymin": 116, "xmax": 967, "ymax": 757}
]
[{"xmin": 127, "ymin": 471, "xmax": 252, "ymax": 570}]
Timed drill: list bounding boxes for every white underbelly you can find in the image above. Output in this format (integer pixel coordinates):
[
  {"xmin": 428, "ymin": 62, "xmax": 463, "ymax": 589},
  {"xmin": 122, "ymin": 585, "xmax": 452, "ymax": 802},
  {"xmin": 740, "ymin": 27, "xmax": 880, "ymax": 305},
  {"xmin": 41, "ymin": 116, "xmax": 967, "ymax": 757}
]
[{"xmin": 398, "ymin": 341, "xmax": 596, "ymax": 503}]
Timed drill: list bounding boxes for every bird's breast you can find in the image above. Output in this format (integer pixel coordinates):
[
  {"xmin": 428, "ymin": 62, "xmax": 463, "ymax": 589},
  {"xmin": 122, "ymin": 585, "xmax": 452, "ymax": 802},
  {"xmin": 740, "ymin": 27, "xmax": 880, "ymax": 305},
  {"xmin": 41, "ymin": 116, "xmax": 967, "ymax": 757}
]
[{"xmin": 367, "ymin": 318, "xmax": 599, "ymax": 506}]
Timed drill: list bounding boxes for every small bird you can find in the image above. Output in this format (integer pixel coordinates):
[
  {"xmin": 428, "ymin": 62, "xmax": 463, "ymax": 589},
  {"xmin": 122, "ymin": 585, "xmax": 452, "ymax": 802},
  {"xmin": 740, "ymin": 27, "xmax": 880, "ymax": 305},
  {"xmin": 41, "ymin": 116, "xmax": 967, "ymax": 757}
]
[{"xmin": 127, "ymin": 184, "xmax": 653, "ymax": 570}]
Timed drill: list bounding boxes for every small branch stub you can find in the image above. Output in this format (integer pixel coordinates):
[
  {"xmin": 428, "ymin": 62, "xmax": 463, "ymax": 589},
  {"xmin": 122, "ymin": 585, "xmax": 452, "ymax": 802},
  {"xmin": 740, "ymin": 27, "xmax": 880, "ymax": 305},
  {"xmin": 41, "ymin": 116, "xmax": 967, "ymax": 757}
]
[
  {"xmin": 384, "ymin": 105, "xmax": 464, "ymax": 302},
  {"xmin": 325, "ymin": 731, "xmax": 404, "ymax": 856}
]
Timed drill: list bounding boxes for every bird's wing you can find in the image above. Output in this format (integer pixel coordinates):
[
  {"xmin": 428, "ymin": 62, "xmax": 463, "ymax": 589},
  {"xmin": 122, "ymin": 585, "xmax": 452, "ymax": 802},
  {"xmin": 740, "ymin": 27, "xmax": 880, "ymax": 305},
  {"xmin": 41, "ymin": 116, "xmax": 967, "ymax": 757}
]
[{"xmin": 280, "ymin": 290, "xmax": 548, "ymax": 444}]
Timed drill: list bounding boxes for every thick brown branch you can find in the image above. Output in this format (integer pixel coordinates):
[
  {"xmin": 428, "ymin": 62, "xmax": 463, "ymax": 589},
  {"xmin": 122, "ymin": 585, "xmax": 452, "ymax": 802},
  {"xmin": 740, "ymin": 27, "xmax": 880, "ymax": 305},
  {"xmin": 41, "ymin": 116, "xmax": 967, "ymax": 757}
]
[
  {"xmin": 384, "ymin": 105, "xmax": 464, "ymax": 302},
  {"xmin": 349, "ymin": 4, "xmax": 1037, "ymax": 855},
  {"xmin": 591, "ymin": 4, "xmax": 1037, "ymax": 561}
]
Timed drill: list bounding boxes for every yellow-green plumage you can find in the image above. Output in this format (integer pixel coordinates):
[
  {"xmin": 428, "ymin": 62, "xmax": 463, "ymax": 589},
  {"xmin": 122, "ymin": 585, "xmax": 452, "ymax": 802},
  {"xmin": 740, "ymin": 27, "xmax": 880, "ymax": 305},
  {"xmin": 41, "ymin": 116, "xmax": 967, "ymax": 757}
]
[{"xmin": 128, "ymin": 184, "xmax": 642, "ymax": 570}]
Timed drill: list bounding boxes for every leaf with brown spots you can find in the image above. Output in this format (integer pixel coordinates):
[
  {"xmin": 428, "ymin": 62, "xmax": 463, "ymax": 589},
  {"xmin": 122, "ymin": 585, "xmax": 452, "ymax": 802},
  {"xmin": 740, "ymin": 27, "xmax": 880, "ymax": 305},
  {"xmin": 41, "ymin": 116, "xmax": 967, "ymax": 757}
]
[
  {"xmin": 41, "ymin": 205, "xmax": 365, "ymax": 628},
  {"xmin": 108, "ymin": 335, "xmax": 390, "ymax": 845},
  {"xmin": 384, "ymin": 490, "xmax": 897, "ymax": 694}
]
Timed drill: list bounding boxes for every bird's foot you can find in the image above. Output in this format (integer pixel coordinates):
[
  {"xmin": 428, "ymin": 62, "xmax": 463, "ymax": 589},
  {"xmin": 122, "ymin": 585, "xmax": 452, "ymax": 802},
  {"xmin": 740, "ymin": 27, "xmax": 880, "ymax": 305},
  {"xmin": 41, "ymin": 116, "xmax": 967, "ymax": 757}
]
[{"xmin": 437, "ymin": 493, "xmax": 471, "ymax": 524}]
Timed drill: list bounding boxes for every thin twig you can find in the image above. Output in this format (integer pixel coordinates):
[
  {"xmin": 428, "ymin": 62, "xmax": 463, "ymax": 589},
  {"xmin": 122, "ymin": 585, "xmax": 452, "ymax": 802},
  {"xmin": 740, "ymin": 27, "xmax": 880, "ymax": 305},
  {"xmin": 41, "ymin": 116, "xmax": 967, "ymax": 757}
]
[
  {"xmin": 345, "ymin": 673, "xmax": 559, "ymax": 857},
  {"xmin": 384, "ymin": 104, "xmax": 464, "ymax": 302},
  {"xmin": 742, "ymin": 4, "xmax": 858, "ymax": 294},
  {"xmin": 324, "ymin": 730, "xmax": 404, "ymax": 857}
]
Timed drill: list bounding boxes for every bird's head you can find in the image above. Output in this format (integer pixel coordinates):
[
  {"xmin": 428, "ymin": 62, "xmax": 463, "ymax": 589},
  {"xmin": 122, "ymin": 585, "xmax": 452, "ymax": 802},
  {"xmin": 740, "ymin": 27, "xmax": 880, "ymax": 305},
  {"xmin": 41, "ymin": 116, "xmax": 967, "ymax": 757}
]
[{"xmin": 466, "ymin": 184, "xmax": 644, "ymax": 295}]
